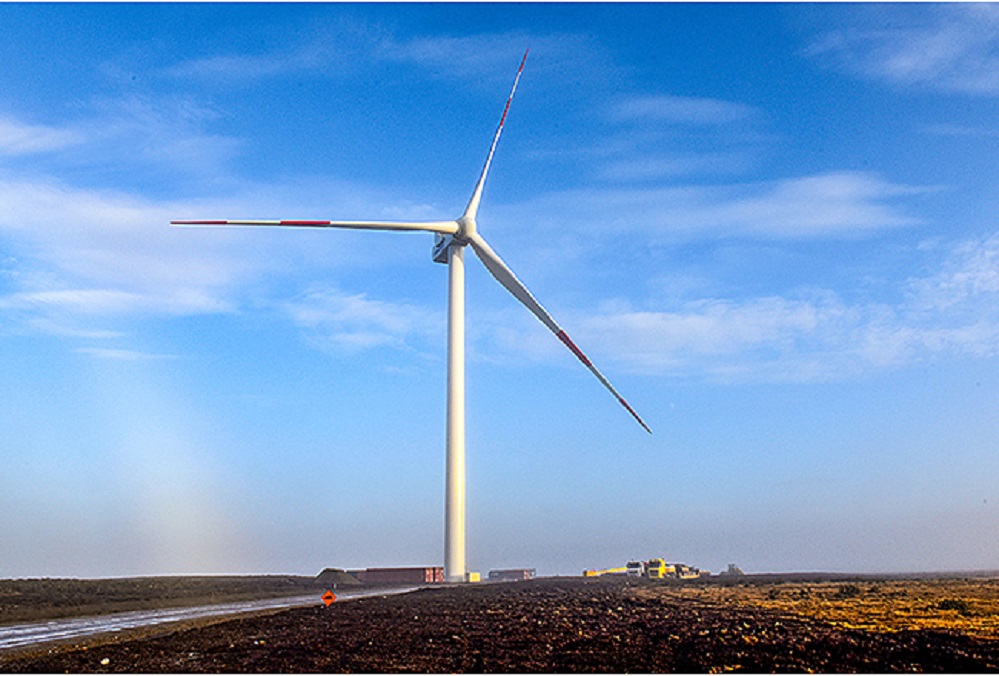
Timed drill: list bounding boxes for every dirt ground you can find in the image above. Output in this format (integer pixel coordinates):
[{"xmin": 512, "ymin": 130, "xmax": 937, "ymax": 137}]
[
  {"xmin": 0, "ymin": 575, "xmax": 327, "ymax": 625},
  {"xmin": 3, "ymin": 575, "xmax": 999, "ymax": 672}
]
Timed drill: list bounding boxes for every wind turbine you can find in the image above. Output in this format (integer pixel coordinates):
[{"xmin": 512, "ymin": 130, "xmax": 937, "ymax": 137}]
[{"xmin": 173, "ymin": 50, "xmax": 650, "ymax": 583}]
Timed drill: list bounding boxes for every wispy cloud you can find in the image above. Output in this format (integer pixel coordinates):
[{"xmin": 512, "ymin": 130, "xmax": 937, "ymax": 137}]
[
  {"xmin": 0, "ymin": 117, "xmax": 83, "ymax": 155},
  {"xmin": 162, "ymin": 19, "xmax": 610, "ymax": 97},
  {"xmin": 377, "ymin": 32, "xmax": 536, "ymax": 81},
  {"xmin": 808, "ymin": 4, "xmax": 999, "ymax": 95},
  {"xmin": 283, "ymin": 285, "xmax": 442, "ymax": 355},
  {"xmin": 158, "ymin": 14, "xmax": 361, "ymax": 84},
  {"xmin": 75, "ymin": 96, "xmax": 243, "ymax": 189},
  {"xmin": 512, "ymin": 171, "xmax": 927, "ymax": 240},
  {"xmin": 607, "ymin": 297, "xmax": 826, "ymax": 357},
  {"xmin": 591, "ymin": 93, "xmax": 770, "ymax": 182},
  {"xmin": 719, "ymin": 172, "xmax": 926, "ymax": 237},
  {"xmin": 908, "ymin": 231, "xmax": 999, "ymax": 313},
  {"xmin": 0, "ymin": 99, "xmax": 242, "ymax": 195},
  {"xmin": 164, "ymin": 45, "xmax": 334, "ymax": 84},
  {"xmin": 0, "ymin": 176, "xmax": 252, "ymax": 337},
  {"xmin": 572, "ymin": 231, "xmax": 999, "ymax": 381},
  {"xmin": 0, "ymin": 143, "xmax": 450, "ymax": 341},
  {"xmin": 0, "ymin": 288, "xmax": 232, "ymax": 318},
  {"xmin": 610, "ymin": 95, "xmax": 759, "ymax": 126},
  {"xmin": 75, "ymin": 347, "xmax": 178, "ymax": 361},
  {"xmin": 376, "ymin": 31, "xmax": 609, "ymax": 90}
]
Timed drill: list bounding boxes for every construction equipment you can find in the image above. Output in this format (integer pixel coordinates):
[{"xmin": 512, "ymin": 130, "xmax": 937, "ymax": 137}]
[
  {"xmin": 587, "ymin": 558, "xmax": 704, "ymax": 580},
  {"xmin": 582, "ymin": 566, "xmax": 628, "ymax": 577},
  {"xmin": 645, "ymin": 558, "xmax": 676, "ymax": 579},
  {"xmin": 675, "ymin": 563, "xmax": 701, "ymax": 579}
]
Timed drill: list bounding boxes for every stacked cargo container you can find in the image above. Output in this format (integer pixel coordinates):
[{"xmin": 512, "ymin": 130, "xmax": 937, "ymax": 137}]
[{"xmin": 349, "ymin": 567, "xmax": 445, "ymax": 584}]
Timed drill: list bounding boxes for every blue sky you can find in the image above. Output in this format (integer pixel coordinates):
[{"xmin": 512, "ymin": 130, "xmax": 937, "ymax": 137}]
[{"xmin": 1, "ymin": 3, "xmax": 997, "ymax": 579}]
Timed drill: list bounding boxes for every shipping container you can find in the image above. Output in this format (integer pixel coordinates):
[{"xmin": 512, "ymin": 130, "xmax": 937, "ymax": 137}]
[
  {"xmin": 488, "ymin": 568, "xmax": 537, "ymax": 582},
  {"xmin": 351, "ymin": 567, "xmax": 444, "ymax": 584}
]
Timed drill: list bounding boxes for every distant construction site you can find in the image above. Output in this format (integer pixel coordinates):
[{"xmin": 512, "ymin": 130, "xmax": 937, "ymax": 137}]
[
  {"xmin": 316, "ymin": 566, "xmax": 538, "ymax": 586},
  {"xmin": 316, "ymin": 558, "xmax": 716, "ymax": 586},
  {"xmin": 584, "ymin": 557, "xmax": 711, "ymax": 580}
]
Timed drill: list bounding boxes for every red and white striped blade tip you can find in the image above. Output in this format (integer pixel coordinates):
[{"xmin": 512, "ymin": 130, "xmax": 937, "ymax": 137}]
[{"xmin": 556, "ymin": 331, "xmax": 651, "ymax": 434}]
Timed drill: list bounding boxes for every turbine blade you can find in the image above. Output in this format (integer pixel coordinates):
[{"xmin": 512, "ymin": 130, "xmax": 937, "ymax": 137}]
[
  {"xmin": 468, "ymin": 233, "xmax": 651, "ymax": 434},
  {"xmin": 463, "ymin": 49, "xmax": 528, "ymax": 220},
  {"xmin": 171, "ymin": 219, "xmax": 459, "ymax": 235}
]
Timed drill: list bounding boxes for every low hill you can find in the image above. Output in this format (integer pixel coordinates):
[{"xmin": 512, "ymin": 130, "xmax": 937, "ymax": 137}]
[{"xmin": 313, "ymin": 568, "xmax": 363, "ymax": 588}]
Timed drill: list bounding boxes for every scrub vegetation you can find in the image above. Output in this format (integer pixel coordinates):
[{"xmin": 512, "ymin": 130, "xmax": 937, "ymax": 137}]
[{"xmin": 645, "ymin": 577, "xmax": 999, "ymax": 639}]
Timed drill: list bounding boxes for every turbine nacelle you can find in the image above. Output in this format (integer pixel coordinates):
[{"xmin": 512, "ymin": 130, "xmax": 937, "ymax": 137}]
[{"xmin": 432, "ymin": 215, "xmax": 476, "ymax": 264}]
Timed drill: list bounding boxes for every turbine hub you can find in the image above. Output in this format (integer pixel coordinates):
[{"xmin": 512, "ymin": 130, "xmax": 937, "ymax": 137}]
[{"xmin": 456, "ymin": 214, "xmax": 476, "ymax": 241}]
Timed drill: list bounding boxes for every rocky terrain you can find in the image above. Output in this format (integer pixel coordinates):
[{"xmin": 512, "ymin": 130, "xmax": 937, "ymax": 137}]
[{"xmin": 3, "ymin": 575, "xmax": 999, "ymax": 672}]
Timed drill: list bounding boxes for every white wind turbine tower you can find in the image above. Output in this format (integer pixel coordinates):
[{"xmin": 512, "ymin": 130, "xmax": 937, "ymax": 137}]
[{"xmin": 173, "ymin": 50, "xmax": 650, "ymax": 583}]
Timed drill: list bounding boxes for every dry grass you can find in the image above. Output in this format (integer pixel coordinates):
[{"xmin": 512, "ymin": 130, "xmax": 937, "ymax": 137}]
[{"xmin": 633, "ymin": 578, "xmax": 999, "ymax": 639}]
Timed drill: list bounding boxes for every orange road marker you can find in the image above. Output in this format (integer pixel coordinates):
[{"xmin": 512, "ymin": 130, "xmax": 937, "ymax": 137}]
[{"xmin": 322, "ymin": 590, "xmax": 337, "ymax": 606}]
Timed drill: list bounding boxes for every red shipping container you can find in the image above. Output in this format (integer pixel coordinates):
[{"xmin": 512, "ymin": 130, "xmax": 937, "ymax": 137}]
[{"xmin": 354, "ymin": 567, "xmax": 444, "ymax": 584}]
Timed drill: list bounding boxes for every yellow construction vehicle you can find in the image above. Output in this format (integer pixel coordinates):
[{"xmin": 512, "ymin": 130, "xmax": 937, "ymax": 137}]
[
  {"xmin": 675, "ymin": 563, "xmax": 702, "ymax": 579},
  {"xmin": 582, "ymin": 566, "xmax": 628, "ymax": 577},
  {"xmin": 585, "ymin": 558, "xmax": 703, "ymax": 580},
  {"xmin": 645, "ymin": 558, "xmax": 677, "ymax": 579}
]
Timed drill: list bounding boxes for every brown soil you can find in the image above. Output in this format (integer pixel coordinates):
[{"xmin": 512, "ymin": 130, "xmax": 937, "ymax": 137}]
[{"xmin": 4, "ymin": 576, "xmax": 999, "ymax": 672}]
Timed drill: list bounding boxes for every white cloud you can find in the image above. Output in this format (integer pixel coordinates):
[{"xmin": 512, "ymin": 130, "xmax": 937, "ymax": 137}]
[
  {"xmin": 0, "ymin": 288, "xmax": 232, "ymax": 318},
  {"xmin": 159, "ymin": 14, "xmax": 362, "ymax": 84},
  {"xmin": 515, "ymin": 171, "xmax": 925, "ymax": 240},
  {"xmin": 0, "ymin": 99, "xmax": 242, "ymax": 194},
  {"xmin": 593, "ymin": 94, "xmax": 770, "ymax": 181},
  {"xmin": 75, "ymin": 347, "xmax": 178, "ymax": 361},
  {"xmin": 2, "ymin": 289, "xmax": 149, "ymax": 315},
  {"xmin": 575, "ymin": 295, "xmax": 853, "ymax": 381},
  {"xmin": 571, "ymin": 231, "xmax": 999, "ymax": 381},
  {"xmin": 283, "ymin": 285, "xmax": 442, "ymax": 355},
  {"xmin": 0, "ymin": 178, "xmax": 241, "ymax": 288},
  {"xmin": 0, "ymin": 157, "xmax": 445, "ymax": 341},
  {"xmin": 375, "ymin": 31, "xmax": 607, "ymax": 90},
  {"xmin": 610, "ymin": 95, "xmax": 759, "ymax": 126},
  {"xmin": 164, "ymin": 44, "xmax": 334, "ymax": 84},
  {"xmin": 0, "ymin": 23, "xmax": 983, "ymax": 387},
  {"xmin": 0, "ymin": 117, "xmax": 83, "ymax": 155},
  {"xmin": 166, "ymin": 53, "xmax": 296, "ymax": 82},
  {"xmin": 2, "ymin": 164, "xmax": 980, "ymax": 384},
  {"xmin": 0, "ymin": 176, "xmax": 268, "ymax": 335},
  {"xmin": 163, "ymin": 22, "xmax": 610, "ymax": 98},
  {"xmin": 808, "ymin": 5, "xmax": 999, "ymax": 95},
  {"xmin": 377, "ymin": 33, "xmax": 533, "ymax": 81},
  {"xmin": 724, "ymin": 172, "xmax": 925, "ymax": 237},
  {"xmin": 909, "ymin": 231, "xmax": 999, "ymax": 311},
  {"xmin": 78, "ymin": 96, "xmax": 243, "ymax": 186}
]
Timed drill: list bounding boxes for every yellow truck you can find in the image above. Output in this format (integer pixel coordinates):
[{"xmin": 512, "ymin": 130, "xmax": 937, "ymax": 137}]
[
  {"xmin": 589, "ymin": 558, "xmax": 703, "ymax": 580},
  {"xmin": 582, "ymin": 566, "xmax": 627, "ymax": 577},
  {"xmin": 645, "ymin": 558, "xmax": 677, "ymax": 579}
]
